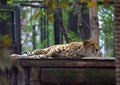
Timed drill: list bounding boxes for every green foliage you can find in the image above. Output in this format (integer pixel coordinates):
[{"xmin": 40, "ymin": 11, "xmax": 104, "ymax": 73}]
[
  {"xmin": 68, "ymin": 31, "xmax": 81, "ymax": 42},
  {"xmin": 98, "ymin": 5, "xmax": 114, "ymax": 57},
  {"xmin": 5, "ymin": 0, "xmax": 113, "ymax": 57},
  {"xmin": 83, "ymin": 8, "xmax": 89, "ymax": 14},
  {"xmin": 0, "ymin": 76, "xmax": 8, "ymax": 85},
  {"xmin": 48, "ymin": 23, "xmax": 55, "ymax": 46},
  {"xmin": 0, "ymin": 48, "xmax": 12, "ymax": 71},
  {"xmin": 107, "ymin": 49, "xmax": 114, "ymax": 57},
  {"xmin": 0, "ymin": 13, "xmax": 10, "ymax": 21},
  {"xmin": 62, "ymin": 9, "xmax": 69, "ymax": 26},
  {"xmin": 0, "ymin": 11, "xmax": 13, "ymax": 29},
  {"xmin": 7, "ymin": 0, "xmax": 20, "ymax": 6},
  {"xmin": 0, "ymin": 35, "xmax": 23, "ymax": 84},
  {"xmin": 0, "ymin": 35, "xmax": 22, "ymax": 72}
]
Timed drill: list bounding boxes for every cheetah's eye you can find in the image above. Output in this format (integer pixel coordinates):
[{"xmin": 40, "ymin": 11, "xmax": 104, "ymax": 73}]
[{"xmin": 91, "ymin": 43, "xmax": 94, "ymax": 46}]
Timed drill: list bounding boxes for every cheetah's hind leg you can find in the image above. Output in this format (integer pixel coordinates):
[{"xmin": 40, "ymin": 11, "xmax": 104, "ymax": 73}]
[
  {"xmin": 28, "ymin": 54, "xmax": 53, "ymax": 59},
  {"xmin": 10, "ymin": 52, "xmax": 28, "ymax": 59}
]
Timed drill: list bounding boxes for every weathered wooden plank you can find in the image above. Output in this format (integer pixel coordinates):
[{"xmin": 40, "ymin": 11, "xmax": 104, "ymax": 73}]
[
  {"xmin": 115, "ymin": 46, "xmax": 120, "ymax": 50},
  {"xmin": 0, "ymin": 57, "xmax": 115, "ymax": 85},
  {"xmin": 12, "ymin": 58, "xmax": 115, "ymax": 68},
  {"xmin": 115, "ymin": 36, "xmax": 120, "ymax": 39},
  {"xmin": 114, "ymin": 0, "xmax": 120, "ymax": 85},
  {"xmin": 9, "ymin": 68, "xmax": 18, "ymax": 85},
  {"xmin": 116, "ymin": 78, "xmax": 120, "ymax": 82},
  {"xmin": 116, "ymin": 63, "xmax": 120, "ymax": 68},
  {"xmin": 114, "ymin": 23, "xmax": 120, "ymax": 26},
  {"xmin": 114, "ymin": 30, "xmax": 120, "ymax": 35},
  {"xmin": 114, "ymin": 39, "xmax": 120, "ymax": 42},
  {"xmin": 29, "ymin": 67, "xmax": 41, "ymax": 85},
  {"xmin": 115, "ymin": 12, "xmax": 120, "ymax": 16},
  {"xmin": 40, "ymin": 68, "xmax": 115, "ymax": 85},
  {"xmin": 18, "ymin": 67, "xmax": 30, "ymax": 85},
  {"xmin": 114, "ymin": 15, "xmax": 120, "ymax": 18}
]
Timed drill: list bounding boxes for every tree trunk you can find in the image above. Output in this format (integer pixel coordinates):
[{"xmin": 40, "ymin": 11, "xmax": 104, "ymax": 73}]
[
  {"xmin": 67, "ymin": 11, "xmax": 78, "ymax": 34},
  {"xmin": 89, "ymin": 0, "xmax": 99, "ymax": 42},
  {"xmin": 72, "ymin": 0, "xmax": 90, "ymax": 40},
  {"xmin": 73, "ymin": 0, "xmax": 84, "ymax": 40},
  {"xmin": 54, "ymin": 8, "xmax": 70, "ymax": 43},
  {"xmin": 81, "ymin": 5, "xmax": 90, "ymax": 39}
]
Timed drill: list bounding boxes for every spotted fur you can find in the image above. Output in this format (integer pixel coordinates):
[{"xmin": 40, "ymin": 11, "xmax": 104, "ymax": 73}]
[{"xmin": 26, "ymin": 39, "xmax": 99, "ymax": 59}]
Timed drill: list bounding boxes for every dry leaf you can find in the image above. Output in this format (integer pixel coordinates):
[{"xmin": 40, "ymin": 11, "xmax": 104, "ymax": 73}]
[
  {"xmin": 103, "ymin": 0, "xmax": 110, "ymax": 8},
  {"xmin": 60, "ymin": 2, "xmax": 69, "ymax": 9},
  {"xmin": 2, "ymin": 35, "xmax": 12, "ymax": 47},
  {"xmin": 34, "ymin": 12, "xmax": 41, "ymax": 19},
  {"xmin": 80, "ymin": 0, "xmax": 85, "ymax": 3},
  {"xmin": 47, "ymin": 16, "xmax": 54, "ymax": 23},
  {"xmin": 103, "ymin": 0, "xmax": 109, "ymax": 4},
  {"xmin": 87, "ymin": 1, "xmax": 97, "ymax": 8}
]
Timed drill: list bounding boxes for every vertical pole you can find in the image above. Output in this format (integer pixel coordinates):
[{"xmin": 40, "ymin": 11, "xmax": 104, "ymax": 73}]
[
  {"xmin": 32, "ymin": 25, "xmax": 36, "ymax": 50},
  {"xmin": 0, "ymin": 0, "xmax": 7, "ymax": 5},
  {"xmin": 15, "ymin": 6, "xmax": 21, "ymax": 54},
  {"xmin": 114, "ymin": 0, "xmax": 120, "ymax": 85},
  {"xmin": 54, "ymin": 18, "xmax": 60, "ymax": 44}
]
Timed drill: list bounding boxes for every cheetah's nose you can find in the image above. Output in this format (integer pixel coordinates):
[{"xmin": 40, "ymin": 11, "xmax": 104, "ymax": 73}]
[{"xmin": 96, "ymin": 49, "xmax": 99, "ymax": 52}]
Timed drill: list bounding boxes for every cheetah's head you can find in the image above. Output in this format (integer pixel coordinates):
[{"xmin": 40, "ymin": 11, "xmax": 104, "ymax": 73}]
[{"xmin": 83, "ymin": 39, "xmax": 100, "ymax": 57}]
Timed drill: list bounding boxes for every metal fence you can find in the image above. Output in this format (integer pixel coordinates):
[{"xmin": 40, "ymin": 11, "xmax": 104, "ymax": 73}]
[{"xmin": 0, "ymin": 6, "xmax": 21, "ymax": 54}]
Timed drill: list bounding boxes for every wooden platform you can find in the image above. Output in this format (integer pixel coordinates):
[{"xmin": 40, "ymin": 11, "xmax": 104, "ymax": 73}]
[
  {"xmin": 0, "ymin": 57, "xmax": 116, "ymax": 85},
  {"xmin": 14, "ymin": 57, "xmax": 115, "ymax": 67}
]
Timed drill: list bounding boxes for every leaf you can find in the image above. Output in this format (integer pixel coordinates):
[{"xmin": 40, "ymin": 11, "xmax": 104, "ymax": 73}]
[
  {"xmin": 103, "ymin": 0, "xmax": 109, "ymax": 4},
  {"xmin": 41, "ymin": 0, "xmax": 46, "ymax": 5},
  {"xmin": 80, "ymin": 0, "xmax": 85, "ymax": 3},
  {"xmin": 87, "ymin": 1, "xmax": 97, "ymax": 8},
  {"xmin": 46, "ymin": 0, "xmax": 56, "ymax": 9},
  {"xmin": 34, "ymin": 12, "xmax": 41, "ymax": 19},
  {"xmin": 2, "ymin": 35, "xmax": 12, "ymax": 47},
  {"xmin": 45, "ymin": 0, "xmax": 56, "ymax": 15},
  {"xmin": 0, "ymin": 76, "xmax": 8, "ymax": 85},
  {"xmin": 60, "ymin": 2, "xmax": 69, "ymax": 9},
  {"xmin": 47, "ymin": 16, "xmax": 54, "ymax": 23},
  {"xmin": 83, "ymin": 8, "xmax": 89, "ymax": 14},
  {"xmin": 103, "ymin": 0, "xmax": 110, "ymax": 8},
  {"xmin": 46, "ymin": 9, "xmax": 55, "ymax": 15}
]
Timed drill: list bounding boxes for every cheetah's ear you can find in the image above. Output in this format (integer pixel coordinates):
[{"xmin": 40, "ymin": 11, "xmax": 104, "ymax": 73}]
[{"xmin": 83, "ymin": 39, "xmax": 90, "ymax": 46}]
